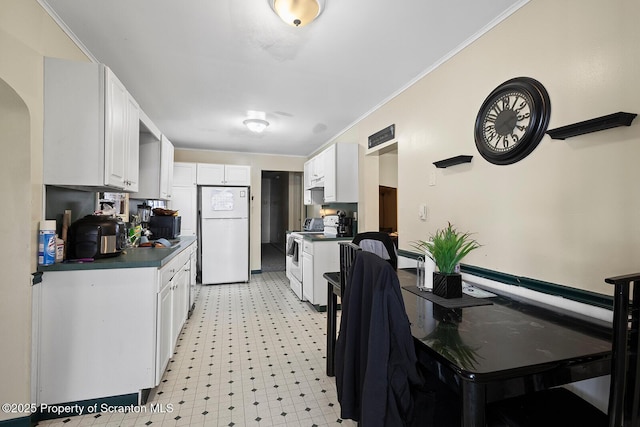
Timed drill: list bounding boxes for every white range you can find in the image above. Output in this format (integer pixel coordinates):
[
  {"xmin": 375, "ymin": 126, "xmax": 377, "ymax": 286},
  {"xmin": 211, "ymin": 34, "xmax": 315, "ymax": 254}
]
[{"xmin": 286, "ymin": 218, "xmax": 348, "ymax": 310}]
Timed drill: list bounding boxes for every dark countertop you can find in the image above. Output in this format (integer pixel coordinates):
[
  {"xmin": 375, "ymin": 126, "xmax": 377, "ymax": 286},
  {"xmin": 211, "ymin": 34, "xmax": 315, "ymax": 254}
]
[
  {"xmin": 303, "ymin": 234, "xmax": 352, "ymax": 242},
  {"xmin": 38, "ymin": 236, "xmax": 197, "ymax": 272},
  {"xmin": 285, "ymin": 230, "xmax": 353, "ymax": 242}
]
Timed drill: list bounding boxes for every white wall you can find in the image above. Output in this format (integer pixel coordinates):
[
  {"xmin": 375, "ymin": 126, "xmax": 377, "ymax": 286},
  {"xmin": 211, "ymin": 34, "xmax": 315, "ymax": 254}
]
[
  {"xmin": 379, "ymin": 149, "xmax": 398, "ymax": 188},
  {"xmin": 0, "ymin": 0, "xmax": 88, "ymax": 421},
  {"xmin": 336, "ymin": 0, "xmax": 640, "ymax": 295}
]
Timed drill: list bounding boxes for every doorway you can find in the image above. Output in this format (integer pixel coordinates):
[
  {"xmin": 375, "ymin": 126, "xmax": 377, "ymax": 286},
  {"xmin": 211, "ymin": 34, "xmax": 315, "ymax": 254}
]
[
  {"xmin": 379, "ymin": 186, "xmax": 397, "ymax": 233},
  {"xmin": 378, "ymin": 147, "xmax": 398, "ymax": 237},
  {"xmin": 261, "ymin": 171, "xmax": 303, "ymax": 272}
]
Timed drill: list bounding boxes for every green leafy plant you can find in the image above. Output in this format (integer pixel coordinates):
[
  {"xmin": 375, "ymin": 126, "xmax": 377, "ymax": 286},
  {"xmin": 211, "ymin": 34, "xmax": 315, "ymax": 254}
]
[{"xmin": 413, "ymin": 222, "xmax": 480, "ymax": 274}]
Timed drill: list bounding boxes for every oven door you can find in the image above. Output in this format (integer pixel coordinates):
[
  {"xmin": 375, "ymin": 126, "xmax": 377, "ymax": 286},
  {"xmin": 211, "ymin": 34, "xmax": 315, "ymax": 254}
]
[{"xmin": 288, "ymin": 235, "xmax": 304, "ymax": 300}]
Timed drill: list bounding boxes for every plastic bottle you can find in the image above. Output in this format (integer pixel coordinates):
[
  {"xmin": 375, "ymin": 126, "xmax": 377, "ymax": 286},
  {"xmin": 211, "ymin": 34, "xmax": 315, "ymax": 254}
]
[
  {"xmin": 39, "ymin": 220, "xmax": 57, "ymax": 266},
  {"xmin": 55, "ymin": 235, "xmax": 65, "ymax": 263}
]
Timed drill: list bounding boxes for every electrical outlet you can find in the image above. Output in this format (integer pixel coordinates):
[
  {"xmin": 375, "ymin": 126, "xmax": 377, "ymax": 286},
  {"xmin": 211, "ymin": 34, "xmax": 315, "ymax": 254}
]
[{"xmin": 418, "ymin": 204, "xmax": 427, "ymax": 221}]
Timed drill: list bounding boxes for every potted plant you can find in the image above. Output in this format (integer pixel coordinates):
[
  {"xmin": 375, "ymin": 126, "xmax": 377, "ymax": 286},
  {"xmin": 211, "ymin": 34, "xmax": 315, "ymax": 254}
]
[{"xmin": 413, "ymin": 222, "xmax": 480, "ymax": 299}]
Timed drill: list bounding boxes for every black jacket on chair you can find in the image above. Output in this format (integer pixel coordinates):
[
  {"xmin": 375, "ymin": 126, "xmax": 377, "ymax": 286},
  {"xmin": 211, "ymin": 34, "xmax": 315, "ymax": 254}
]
[{"xmin": 335, "ymin": 251, "xmax": 421, "ymax": 426}]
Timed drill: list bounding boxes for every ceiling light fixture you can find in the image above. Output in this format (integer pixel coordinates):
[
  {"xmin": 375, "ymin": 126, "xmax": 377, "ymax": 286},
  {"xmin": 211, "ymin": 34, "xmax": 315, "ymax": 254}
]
[
  {"xmin": 270, "ymin": 0, "xmax": 325, "ymax": 27},
  {"xmin": 243, "ymin": 118, "xmax": 270, "ymax": 133}
]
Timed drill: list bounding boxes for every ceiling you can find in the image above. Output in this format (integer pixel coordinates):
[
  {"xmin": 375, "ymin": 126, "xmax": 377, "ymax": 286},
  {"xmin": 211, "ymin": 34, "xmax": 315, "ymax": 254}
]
[{"xmin": 40, "ymin": 0, "xmax": 525, "ymax": 157}]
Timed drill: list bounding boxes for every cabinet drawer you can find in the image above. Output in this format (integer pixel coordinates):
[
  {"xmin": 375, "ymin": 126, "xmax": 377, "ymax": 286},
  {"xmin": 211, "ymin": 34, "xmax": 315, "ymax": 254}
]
[
  {"xmin": 303, "ymin": 239, "xmax": 314, "ymax": 255},
  {"xmin": 160, "ymin": 251, "xmax": 188, "ymax": 288}
]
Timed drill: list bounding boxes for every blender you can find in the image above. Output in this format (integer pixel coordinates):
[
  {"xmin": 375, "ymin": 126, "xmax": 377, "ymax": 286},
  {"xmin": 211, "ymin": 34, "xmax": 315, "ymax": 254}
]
[{"xmin": 138, "ymin": 204, "xmax": 152, "ymax": 229}]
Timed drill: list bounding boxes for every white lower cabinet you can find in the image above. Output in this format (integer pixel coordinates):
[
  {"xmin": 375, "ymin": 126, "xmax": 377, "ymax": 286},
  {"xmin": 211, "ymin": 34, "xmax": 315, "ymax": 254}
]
[
  {"xmin": 36, "ymin": 268, "xmax": 157, "ymax": 405},
  {"xmin": 301, "ymin": 238, "xmax": 342, "ymax": 308},
  {"xmin": 35, "ymin": 241, "xmax": 195, "ymax": 406},
  {"xmin": 156, "ymin": 256, "xmax": 189, "ymax": 384}
]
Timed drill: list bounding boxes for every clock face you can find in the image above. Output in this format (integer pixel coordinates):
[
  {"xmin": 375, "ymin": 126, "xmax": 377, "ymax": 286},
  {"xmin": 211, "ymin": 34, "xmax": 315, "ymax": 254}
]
[{"xmin": 474, "ymin": 77, "xmax": 551, "ymax": 165}]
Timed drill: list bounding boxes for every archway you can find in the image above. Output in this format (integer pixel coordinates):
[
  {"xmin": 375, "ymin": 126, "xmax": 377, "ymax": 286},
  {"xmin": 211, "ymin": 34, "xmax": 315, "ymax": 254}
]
[{"xmin": 0, "ymin": 77, "xmax": 32, "ymax": 421}]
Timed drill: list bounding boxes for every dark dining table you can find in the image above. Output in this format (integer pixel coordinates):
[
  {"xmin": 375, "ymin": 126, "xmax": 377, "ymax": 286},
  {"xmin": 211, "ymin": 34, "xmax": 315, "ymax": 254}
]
[{"xmin": 325, "ymin": 268, "xmax": 612, "ymax": 427}]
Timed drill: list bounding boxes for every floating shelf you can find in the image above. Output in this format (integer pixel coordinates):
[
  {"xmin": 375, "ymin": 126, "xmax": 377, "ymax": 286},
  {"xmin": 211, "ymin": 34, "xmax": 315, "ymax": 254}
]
[
  {"xmin": 433, "ymin": 155, "xmax": 473, "ymax": 168},
  {"xmin": 546, "ymin": 112, "xmax": 637, "ymax": 140}
]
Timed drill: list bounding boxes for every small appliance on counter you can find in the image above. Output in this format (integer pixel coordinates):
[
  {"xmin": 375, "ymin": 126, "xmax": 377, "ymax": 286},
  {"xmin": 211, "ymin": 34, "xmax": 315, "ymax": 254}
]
[
  {"xmin": 149, "ymin": 215, "xmax": 181, "ymax": 239},
  {"xmin": 324, "ymin": 211, "xmax": 355, "ymax": 237},
  {"xmin": 337, "ymin": 215, "xmax": 354, "ymax": 237},
  {"xmin": 137, "ymin": 203, "xmax": 152, "ymax": 229},
  {"xmin": 323, "ymin": 215, "xmax": 339, "ymax": 237},
  {"xmin": 303, "ymin": 217, "xmax": 324, "ymax": 232},
  {"xmin": 67, "ymin": 215, "xmax": 127, "ymax": 259}
]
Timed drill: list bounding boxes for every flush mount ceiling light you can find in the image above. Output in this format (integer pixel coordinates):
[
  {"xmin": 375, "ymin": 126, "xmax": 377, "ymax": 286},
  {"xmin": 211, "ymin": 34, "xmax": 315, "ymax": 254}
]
[
  {"xmin": 243, "ymin": 118, "xmax": 270, "ymax": 133},
  {"xmin": 269, "ymin": 0, "xmax": 325, "ymax": 27}
]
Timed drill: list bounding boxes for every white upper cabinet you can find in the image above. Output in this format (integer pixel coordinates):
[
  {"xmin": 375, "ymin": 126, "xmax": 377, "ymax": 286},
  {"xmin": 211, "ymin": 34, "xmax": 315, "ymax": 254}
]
[
  {"xmin": 196, "ymin": 164, "xmax": 224, "ymax": 185},
  {"xmin": 43, "ymin": 57, "xmax": 139, "ymax": 191},
  {"xmin": 133, "ymin": 133, "xmax": 175, "ymax": 200},
  {"xmin": 323, "ymin": 143, "xmax": 358, "ymax": 203},
  {"xmin": 304, "ymin": 152, "xmax": 325, "ymax": 189},
  {"xmin": 196, "ymin": 163, "xmax": 251, "ymax": 186},
  {"xmin": 173, "ymin": 162, "xmax": 197, "ymax": 187},
  {"xmin": 170, "ymin": 162, "xmax": 198, "ymax": 236},
  {"xmin": 303, "ymin": 160, "xmax": 313, "ymax": 190},
  {"xmin": 303, "ymin": 143, "xmax": 359, "ymax": 204},
  {"xmin": 224, "ymin": 164, "xmax": 251, "ymax": 186}
]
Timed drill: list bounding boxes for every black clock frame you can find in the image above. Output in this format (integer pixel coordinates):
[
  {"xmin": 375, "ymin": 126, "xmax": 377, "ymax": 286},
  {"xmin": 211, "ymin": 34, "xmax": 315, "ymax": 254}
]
[{"xmin": 474, "ymin": 77, "xmax": 551, "ymax": 165}]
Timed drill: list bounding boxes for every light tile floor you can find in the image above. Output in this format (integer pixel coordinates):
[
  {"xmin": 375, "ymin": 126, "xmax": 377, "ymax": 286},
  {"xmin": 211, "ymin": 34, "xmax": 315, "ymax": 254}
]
[{"xmin": 37, "ymin": 271, "xmax": 355, "ymax": 427}]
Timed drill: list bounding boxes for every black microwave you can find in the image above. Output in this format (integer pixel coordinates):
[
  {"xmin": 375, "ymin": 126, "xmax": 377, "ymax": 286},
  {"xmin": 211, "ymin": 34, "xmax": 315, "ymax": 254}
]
[{"xmin": 149, "ymin": 216, "xmax": 181, "ymax": 239}]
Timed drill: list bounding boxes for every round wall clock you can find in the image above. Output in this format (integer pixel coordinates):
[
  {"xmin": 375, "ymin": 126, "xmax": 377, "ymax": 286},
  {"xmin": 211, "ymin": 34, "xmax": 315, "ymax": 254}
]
[{"xmin": 474, "ymin": 77, "xmax": 551, "ymax": 165}]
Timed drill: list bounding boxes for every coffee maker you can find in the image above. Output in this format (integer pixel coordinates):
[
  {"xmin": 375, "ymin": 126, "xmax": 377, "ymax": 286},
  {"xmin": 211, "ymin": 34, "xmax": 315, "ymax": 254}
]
[{"xmin": 337, "ymin": 211, "xmax": 354, "ymax": 237}]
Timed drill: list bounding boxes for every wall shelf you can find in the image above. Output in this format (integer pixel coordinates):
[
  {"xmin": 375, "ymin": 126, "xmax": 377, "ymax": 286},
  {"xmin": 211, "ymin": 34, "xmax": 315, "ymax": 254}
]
[
  {"xmin": 546, "ymin": 112, "xmax": 637, "ymax": 140},
  {"xmin": 433, "ymin": 155, "xmax": 473, "ymax": 168}
]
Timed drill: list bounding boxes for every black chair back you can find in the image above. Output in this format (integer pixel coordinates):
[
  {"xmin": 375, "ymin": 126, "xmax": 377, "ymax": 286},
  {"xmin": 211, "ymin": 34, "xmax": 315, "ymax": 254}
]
[
  {"xmin": 604, "ymin": 273, "xmax": 640, "ymax": 427},
  {"xmin": 352, "ymin": 231, "xmax": 397, "ymax": 270},
  {"xmin": 338, "ymin": 241, "xmax": 361, "ymax": 296}
]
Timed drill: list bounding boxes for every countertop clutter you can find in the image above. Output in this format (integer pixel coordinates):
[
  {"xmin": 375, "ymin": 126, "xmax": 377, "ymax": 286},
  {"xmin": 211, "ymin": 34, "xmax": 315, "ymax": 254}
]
[{"xmin": 37, "ymin": 236, "xmax": 197, "ymax": 272}]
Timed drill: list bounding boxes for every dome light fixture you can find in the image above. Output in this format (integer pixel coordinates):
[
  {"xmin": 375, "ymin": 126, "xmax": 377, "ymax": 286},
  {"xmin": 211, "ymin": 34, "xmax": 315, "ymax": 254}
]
[
  {"xmin": 243, "ymin": 118, "xmax": 270, "ymax": 133},
  {"xmin": 270, "ymin": 0, "xmax": 325, "ymax": 27}
]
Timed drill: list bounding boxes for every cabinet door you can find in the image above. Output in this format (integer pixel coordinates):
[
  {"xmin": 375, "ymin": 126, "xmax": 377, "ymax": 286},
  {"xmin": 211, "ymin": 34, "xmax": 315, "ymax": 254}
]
[
  {"xmin": 196, "ymin": 163, "xmax": 225, "ymax": 185},
  {"xmin": 303, "ymin": 160, "xmax": 313, "ymax": 190},
  {"xmin": 160, "ymin": 135, "xmax": 174, "ymax": 198},
  {"xmin": 302, "ymin": 252, "xmax": 314, "ymax": 303},
  {"xmin": 313, "ymin": 151, "xmax": 325, "ymax": 182},
  {"xmin": 323, "ymin": 145, "xmax": 336, "ymax": 202},
  {"xmin": 173, "ymin": 162, "xmax": 197, "ymax": 186},
  {"xmin": 171, "ymin": 267, "xmax": 189, "ymax": 347},
  {"xmin": 169, "ymin": 186, "xmax": 197, "ymax": 236},
  {"xmin": 124, "ymin": 94, "xmax": 140, "ymax": 192},
  {"xmin": 104, "ymin": 69, "xmax": 129, "ymax": 189},
  {"xmin": 224, "ymin": 165, "xmax": 251, "ymax": 186},
  {"xmin": 156, "ymin": 281, "xmax": 173, "ymax": 385}
]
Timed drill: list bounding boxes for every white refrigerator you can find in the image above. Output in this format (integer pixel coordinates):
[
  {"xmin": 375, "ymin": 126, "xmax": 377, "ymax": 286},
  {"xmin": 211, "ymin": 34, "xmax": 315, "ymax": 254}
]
[{"xmin": 199, "ymin": 186, "xmax": 250, "ymax": 284}]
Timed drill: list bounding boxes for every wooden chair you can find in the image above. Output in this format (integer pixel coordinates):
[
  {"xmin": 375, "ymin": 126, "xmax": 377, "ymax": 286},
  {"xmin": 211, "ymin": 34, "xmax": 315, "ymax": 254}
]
[{"xmin": 489, "ymin": 273, "xmax": 640, "ymax": 427}]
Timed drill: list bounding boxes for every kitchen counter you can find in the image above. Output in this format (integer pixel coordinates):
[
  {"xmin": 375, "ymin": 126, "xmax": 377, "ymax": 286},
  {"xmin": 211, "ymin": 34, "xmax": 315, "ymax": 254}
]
[
  {"xmin": 34, "ymin": 236, "xmax": 197, "ymax": 410},
  {"xmin": 304, "ymin": 234, "xmax": 352, "ymax": 242},
  {"xmin": 37, "ymin": 235, "xmax": 197, "ymax": 271}
]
